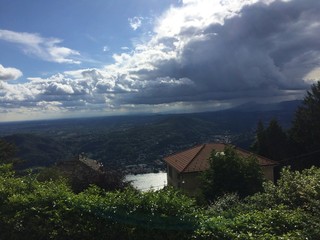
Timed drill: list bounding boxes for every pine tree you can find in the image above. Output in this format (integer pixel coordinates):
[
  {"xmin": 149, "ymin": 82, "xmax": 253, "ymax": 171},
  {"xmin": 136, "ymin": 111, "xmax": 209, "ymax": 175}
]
[
  {"xmin": 252, "ymin": 119, "xmax": 288, "ymax": 161},
  {"xmin": 289, "ymin": 81, "xmax": 320, "ymax": 168}
]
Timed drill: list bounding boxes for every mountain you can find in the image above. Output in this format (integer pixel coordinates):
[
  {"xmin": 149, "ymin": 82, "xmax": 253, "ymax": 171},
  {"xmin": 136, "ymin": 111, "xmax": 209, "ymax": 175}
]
[{"xmin": 232, "ymin": 100, "xmax": 301, "ymax": 112}]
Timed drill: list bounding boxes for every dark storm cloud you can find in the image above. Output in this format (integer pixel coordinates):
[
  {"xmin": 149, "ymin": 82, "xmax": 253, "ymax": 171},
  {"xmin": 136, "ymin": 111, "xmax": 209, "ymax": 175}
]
[
  {"xmin": 182, "ymin": 0, "xmax": 320, "ymax": 91},
  {"xmin": 128, "ymin": 0, "xmax": 320, "ymax": 104}
]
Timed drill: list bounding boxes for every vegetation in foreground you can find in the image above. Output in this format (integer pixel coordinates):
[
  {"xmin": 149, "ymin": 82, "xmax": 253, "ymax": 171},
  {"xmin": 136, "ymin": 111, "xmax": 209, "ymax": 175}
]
[{"xmin": 0, "ymin": 163, "xmax": 319, "ymax": 239}]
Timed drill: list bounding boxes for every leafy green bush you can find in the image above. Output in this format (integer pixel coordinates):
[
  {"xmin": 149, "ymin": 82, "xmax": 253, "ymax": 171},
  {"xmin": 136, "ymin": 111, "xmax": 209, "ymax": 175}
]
[
  {"xmin": 0, "ymin": 167, "xmax": 198, "ymax": 240},
  {"xmin": 246, "ymin": 166, "xmax": 320, "ymax": 214},
  {"xmin": 195, "ymin": 166, "xmax": 320, "ymax": 239},
  {"xmin": 196, "ymin": 205, "xmax": 315, "ymax": 240},
  {"xmin": 205, "ymin": 193, "xmax": 241, "ymax": 217},
  {"xmin": 1, "ymin": 164, "xmax": 320, "ymax": 239}
]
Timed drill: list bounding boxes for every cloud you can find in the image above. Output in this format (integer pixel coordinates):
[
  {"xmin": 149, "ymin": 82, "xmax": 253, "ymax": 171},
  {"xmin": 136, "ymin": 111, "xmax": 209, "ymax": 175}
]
[
  {"xmin": 0, "ymin": 64, "xmax": 23, "ymax": 81},
  {"xmin": 103, "ymin": 46, "xmax": 110, "ymax": 52},
  {"xmin": 128, "ymin": 16, "xmax": 144, "ymax": 30},
  {"xmin": 99, "ymin": 0, "xmax": 320, "ymax": 106},
  {"xmin": 2, "ymin": 0, "xmax": 320, "ymax": 120},
  {"xmin": 0, "ymin": 29, "xmax": 81, "ymax": 64},
  {"xmin": 131, "ymin": 0, "xmax": 320, "ymax": 103}
]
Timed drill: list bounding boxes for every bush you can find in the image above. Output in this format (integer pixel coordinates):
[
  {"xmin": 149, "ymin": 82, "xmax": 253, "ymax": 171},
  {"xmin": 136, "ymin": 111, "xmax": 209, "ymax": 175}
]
[
  {"xmin": 0, "ymin": 167, "xmax": 198, "ymax": 240},
  {"xmin": 195, "ymin": 166, "xmax": 320, "ymax": 239},
  {"xmin": 246, "ymin": 166, "xmax": 320, "ymax": 214},
  {"xmin": 196, "ymin": 205, "xmax": 316, "ymax": 240},
  {"xmin": 1, "ymin": 164, "xmax": 320, "ymax": 239}
]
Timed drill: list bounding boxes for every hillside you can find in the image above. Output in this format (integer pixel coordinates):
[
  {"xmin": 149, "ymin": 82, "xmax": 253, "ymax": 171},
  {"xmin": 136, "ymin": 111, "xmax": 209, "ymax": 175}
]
[
  {"xmin": 3, "ymin": 134, "xmax": 71, "ymax": 169},
  {"xmin": 0, "ymin": 100, "xmax": 300, "ymax": 169}
]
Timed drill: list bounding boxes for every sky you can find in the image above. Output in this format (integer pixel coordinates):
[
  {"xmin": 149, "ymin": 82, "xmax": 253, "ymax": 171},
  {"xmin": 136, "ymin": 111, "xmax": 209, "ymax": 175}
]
[{"xmin": 0, "ymin": 0, "xmax": 320, "ymax": 122}]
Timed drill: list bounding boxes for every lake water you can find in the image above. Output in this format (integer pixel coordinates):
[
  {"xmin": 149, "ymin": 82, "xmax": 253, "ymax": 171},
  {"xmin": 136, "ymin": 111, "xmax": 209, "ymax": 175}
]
[{"xmin": 125, "ymin": 172, "xmax": 167, "ymax": 191}]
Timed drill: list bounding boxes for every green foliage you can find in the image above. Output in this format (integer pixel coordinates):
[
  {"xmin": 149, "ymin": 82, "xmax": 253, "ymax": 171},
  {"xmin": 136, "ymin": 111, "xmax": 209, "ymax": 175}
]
[
  {"xmin": 196, "ymin": 205, "xmax": 315, "ymax": 240},
  {"xmin": 291, "ymin": 81, "xmax": 320, "ymax": 151},
  {"xmin": 0, "ymin": 139, "xmax": 16, "ymax": 163},
  {"xmin": 36, "ymin": 163, "xmax": 128, "ymax": 193},
  {"xmin": 195, "ymin": 167, "xmax": 320, "ymax": 239},
  {"xmin": 289, "ymin": 81, "xmax": 320, "ymax": 168},
  {"xmin": 0, "ymin": 168, "xmax": 198, "ymax": 240},
  {"xmin": 36, "ymin": 166, "xmax": 67, "ymax": 182},
  {"xmin": 246, "ymin": 167, "xmax": 320, "ymax": 214},
  {"xmin": 0, "ymin": 163, "xmax": 15, "ymax": 178},
  {"xmin": 205, "ymin": 193, "xmax": 241, "ymax": 217},
  {"xmin": 252, "ymin": 81, "xmax": 320, "ymax": 169},
  {"xmin": 1, "ymin": 164, "xmax": 320, "ymax": 239},
  {"xmin": 252, "ymin": 119, "xmax": 289, "ymax": 161},
  {"xmin": 201, "ymin": 146, "xmax": 264, "ymax": 201},
  {"xmin": 3, "ymin": 134, "xmax": 72, "ymax": 169}
]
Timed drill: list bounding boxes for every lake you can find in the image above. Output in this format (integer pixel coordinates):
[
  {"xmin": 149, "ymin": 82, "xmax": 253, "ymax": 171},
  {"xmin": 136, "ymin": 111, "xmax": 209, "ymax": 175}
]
[{"xmin": 125, "ymin": 172, "xmax": 167, "ymax": 191}]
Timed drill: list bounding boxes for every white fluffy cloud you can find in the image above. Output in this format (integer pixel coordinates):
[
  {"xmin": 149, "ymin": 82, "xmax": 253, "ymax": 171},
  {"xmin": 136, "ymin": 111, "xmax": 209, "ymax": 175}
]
[
  {"xmin": 0, "ymin": 64, "xmax": 23, "ymax": 81},
  {"xmin": 0, "ymin": 29, "xmax": 80, "ymax": 64}
]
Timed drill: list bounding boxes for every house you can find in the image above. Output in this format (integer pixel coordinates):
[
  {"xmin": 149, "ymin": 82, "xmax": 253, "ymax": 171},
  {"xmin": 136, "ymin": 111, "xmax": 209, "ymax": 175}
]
[
  {"xmin": 57, "ymin": 153, "xmax": 103, "ymax": 176},
  {"xmin": 164, "ymin": 143, "xmax": 278, "ymax": 196},
  {"xmin": 56, "ymin": 153, "xmax": 104, "ymax": 192},
  {"xmin": 56, "ymin": 153, "xmax": 126, "ymax": 192}
]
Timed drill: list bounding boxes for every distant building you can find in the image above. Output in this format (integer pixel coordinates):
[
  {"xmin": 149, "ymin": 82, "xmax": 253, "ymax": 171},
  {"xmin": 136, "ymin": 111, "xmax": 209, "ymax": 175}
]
[
  {"xmin": 58, "ymin": 153, "xmax": 103, "ymax": 174},
  {"xmin": 56, "ymin": 154, "xmax": 104, "ymax": 192},
  {"xmin": 164, "ymin": 143, "xmax": 278, "ymax": 196},
  {"xmin": 56, "ymin": 154, "xmax": 126, "ymax": 192}
]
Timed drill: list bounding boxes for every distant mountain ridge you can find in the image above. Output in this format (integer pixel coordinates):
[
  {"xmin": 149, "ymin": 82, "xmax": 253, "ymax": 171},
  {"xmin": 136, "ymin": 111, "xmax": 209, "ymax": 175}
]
[{"xmin": 231, "ymin": 100, "xmax": 302, "ymax": 112}]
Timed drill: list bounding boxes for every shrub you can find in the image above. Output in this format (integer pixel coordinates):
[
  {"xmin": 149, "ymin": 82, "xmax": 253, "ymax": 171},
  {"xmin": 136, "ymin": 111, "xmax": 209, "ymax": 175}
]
[
  {"xmin": 195, "ymin": 166, "xmax": 320, "ymax": 239},
  {"xmin": 0, "ymin": 168, "xmax": 198, "ymax": 240}
]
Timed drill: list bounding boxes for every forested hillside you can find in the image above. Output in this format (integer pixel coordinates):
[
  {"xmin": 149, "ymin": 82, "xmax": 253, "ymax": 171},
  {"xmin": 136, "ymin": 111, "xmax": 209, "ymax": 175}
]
[{"xmin": 0, "ymin": 100, "xmax": 300, "ymax": 170}]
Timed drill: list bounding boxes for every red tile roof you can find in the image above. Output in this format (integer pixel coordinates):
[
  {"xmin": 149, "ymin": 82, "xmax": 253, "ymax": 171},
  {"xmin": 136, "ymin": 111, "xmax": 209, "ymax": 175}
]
[{"xmin": 164, "ymin": 143, "xmax": 278, "ymax": 173}]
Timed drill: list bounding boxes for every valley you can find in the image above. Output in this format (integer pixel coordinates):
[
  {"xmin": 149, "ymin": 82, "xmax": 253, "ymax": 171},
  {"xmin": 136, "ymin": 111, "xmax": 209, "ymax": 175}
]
[{"xmin": 0, "ymin": 100, "xmax": 300, "ymax": 172}]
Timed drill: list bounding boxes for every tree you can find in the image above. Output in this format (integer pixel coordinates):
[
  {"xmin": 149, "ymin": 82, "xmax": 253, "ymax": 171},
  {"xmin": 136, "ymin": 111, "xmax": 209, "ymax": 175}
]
[
  {"xmin": 251, "ymin": 120, "xmax": 267, "ymax": 156},
  {"xmin": 0, "ymin": 139, "xmax": 16, "ymax": 163},
  {"xmin": 252, "ymin": 119, "xmax": 289, "ymax": 161},
  {"xmin": 37, "ymin": 165, "xmax": 128, "ymax": 193},
  {"xmin": 201, "ymin": 146, "xmax": 263, "ymax": 201},
  {"xmin": 290, "ymin": 81, "xmax": 320, "ymax": 168}
]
